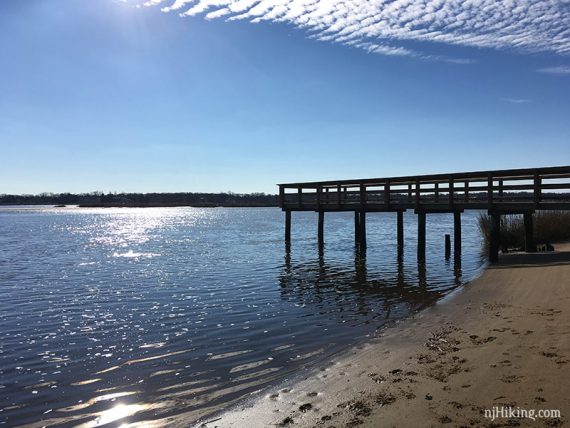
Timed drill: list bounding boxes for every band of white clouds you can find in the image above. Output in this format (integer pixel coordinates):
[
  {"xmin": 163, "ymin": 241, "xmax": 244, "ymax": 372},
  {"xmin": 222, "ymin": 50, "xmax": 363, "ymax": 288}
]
[
  {"xmin": 537, "ymin": 66, "xmax": 570, "ymax": 75},
  {"xmin": 143, "ymin": 0, "xmax": 570, "ymax": 61}
]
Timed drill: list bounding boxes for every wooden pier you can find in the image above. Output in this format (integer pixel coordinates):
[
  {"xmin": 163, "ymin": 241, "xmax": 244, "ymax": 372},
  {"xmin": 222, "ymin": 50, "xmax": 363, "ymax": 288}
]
[{"xmin": 278, "ymin": 166, "xmax": 570, "ymax": 262}]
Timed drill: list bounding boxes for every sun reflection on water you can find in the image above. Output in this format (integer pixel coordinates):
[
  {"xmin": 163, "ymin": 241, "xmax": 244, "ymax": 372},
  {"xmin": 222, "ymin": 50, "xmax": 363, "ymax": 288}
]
[{"xmin": 76, "ymin": 402, "xmax": 164, "ymax": 428}]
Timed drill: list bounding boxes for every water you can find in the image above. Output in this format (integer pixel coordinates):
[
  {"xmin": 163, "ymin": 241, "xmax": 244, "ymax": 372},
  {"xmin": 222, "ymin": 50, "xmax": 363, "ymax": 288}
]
[{"xmin": 0, "ymin": 207, "xmax": 485, "ymax": 427}]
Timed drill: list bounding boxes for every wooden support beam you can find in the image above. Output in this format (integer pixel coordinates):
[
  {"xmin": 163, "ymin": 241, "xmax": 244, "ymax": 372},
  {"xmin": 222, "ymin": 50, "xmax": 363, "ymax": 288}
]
[
  {"xmin": 524, "ymin": 213, "xmax": 536, "ymax": 252},
  {"xmin": 384, "ymin": 180, "xmax": 391, "ymax": 207},
  {"xmin": 397, "ymin": 210, "xmax": 404, "ymax": 250},
  {"xmin": 417, "ymin": 211, "xmax": 426, "ymax": 262},
  {"xmin": 454, "ymin": 211, "xmax": 461, "ymax": 258},
  {"xmin": 465, "ymin": 180, "xmax": 469, "ymax": 202},
  {"xmin": 359, "ymin": 211, "xmax": 367, "ymax": 248},
  {"xmin": 489, "ymin": 213, "xmax": 501, "ymax": 262},
  {"xmin": 434, "ymin": 182, "xmax": 439, "ymax": 202},
  {"xmin": 285, "ymin": 210, "xmax": 291, "ymax": 243},
  {"xmin": 318, "ymin": 211, "xmax": 324, "ymax": 246},
  {"xmin": 354, "ymin": 211, "xmax": 360, "ymax": 245},
  {"xmin": 297, "ymin": 187, "xmax": 303, "ymax": 207},
  {"xmin": 449, "ymin": 178, "xmax": 455, "ymax": 207},
  {"xmin": 337, "ymin": 184, "xmax": 341, "ymax": 205}
]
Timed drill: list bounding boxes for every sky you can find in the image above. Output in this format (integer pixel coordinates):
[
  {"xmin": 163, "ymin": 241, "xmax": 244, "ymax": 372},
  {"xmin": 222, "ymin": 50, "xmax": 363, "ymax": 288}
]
[{"xmin": 0, "ymin": 0, "xmax": 569, "ymax": 195}]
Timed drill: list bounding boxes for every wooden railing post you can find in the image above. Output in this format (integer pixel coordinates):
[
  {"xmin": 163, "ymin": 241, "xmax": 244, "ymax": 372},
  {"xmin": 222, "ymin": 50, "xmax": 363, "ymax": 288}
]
[
  {"xmin": 337, "ymin": 184, "xmax": 341, "ymax": 206},
  {"xmin": 384, "ymin": 180, "xmax": 390, "ymax": 207},
  {"xmin": 408, "ymin": 184, "xmax": 412, "ymax": 203},
  {"xmin": 434, "ymin": 182, "xmax": 439, "ymax": 203},
  {"xmin": 316, "ymin": 185, "xmax": 322, "ymax": 210},
  {"xmin": 298, "ymin": 187, "xmax": 303, "ymax": 208},
  {"xmin": 415, "ymin": 179, "xmax": 421, "ymax": 209},
  {"xmin": 449, "ymin": 178, "xmax": 454, "ymax": 207},
  {"xmin": 464, "ymin": 181, "xmax": 469, "ymax": 202},
  {"xmin": 498, "ymin": 179, "xmax": 504, "ymax": 201},
  {"xmin": 534, "ymin": 171, "xmax": 541, "ymax": 208},
  {"xmin": 487, "ymin": 174, "xmax": 493, "ymax": 211},
  {"xmin": 360, "ymin": 183, "xmax": 366, "ymax": 208}
]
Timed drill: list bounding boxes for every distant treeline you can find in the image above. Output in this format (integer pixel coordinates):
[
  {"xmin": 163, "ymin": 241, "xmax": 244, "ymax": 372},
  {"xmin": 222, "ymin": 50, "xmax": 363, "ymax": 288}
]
[{"xmin": 0, "ymin": 192, "xmax": 278, "ymax": 207}]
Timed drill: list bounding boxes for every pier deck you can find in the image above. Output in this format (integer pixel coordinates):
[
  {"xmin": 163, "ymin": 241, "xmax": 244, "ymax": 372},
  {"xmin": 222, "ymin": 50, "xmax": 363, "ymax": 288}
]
[{"xmin": 278, "ymin": 166, "xmax": 570, "ymax": 262}]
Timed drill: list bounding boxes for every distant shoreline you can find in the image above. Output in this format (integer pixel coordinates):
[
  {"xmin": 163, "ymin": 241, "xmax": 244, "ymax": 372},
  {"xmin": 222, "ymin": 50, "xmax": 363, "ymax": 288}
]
[{"xmin": 0, "ymin": 192, "xmax": 278, "ymax": 208}]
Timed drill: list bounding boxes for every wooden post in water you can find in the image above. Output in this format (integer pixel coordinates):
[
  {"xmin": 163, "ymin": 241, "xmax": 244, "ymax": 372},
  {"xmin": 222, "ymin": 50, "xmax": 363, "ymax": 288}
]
[
  {"xmin": 318, "ymin": 211, "xmax": 324, "ymax": 246},
  {"xmin": 489, "ymin": 213, "xmax": 501, "ymax": 262},
  {"xmin": 359, "ymin": 211, "xmax": 367, "ymax": 248},
  {"xmin": 454, "ymin": 211, "xmax": 461, "ymax": 258},
  {"xmin": 397, "ymin": 211, "xmax": 404, "ymax": 250},
  {"xmin": 417, "ymin": 211, "xmax": 426, "ymax": 262},
  {"xmin": 524, "ymin": 213, "xmax": 536, "ymax": 252},
  {"xmin": 445, "ymin": 234, "xmax": 451, "ymax": 259},
  {"xmin": 354, "ymin": 211, "xmax": 360, "ymax": 245},
  {"xmin": 285, "ymin": 211, "xmax": 291, "ymax": 243}
]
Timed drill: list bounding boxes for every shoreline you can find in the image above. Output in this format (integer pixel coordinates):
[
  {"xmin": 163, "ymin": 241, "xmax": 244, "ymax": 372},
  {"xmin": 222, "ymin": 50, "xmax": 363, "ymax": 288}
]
[{"xmin": 205, "ymin": 245, "xmax": 570, "ymax": 427}]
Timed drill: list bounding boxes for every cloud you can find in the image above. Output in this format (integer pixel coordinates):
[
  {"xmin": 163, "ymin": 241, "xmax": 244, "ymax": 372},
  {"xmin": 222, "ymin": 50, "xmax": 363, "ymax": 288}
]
[
  {"xmin": 501, "ymin": 98, "xmax": 531, "ymax": 104},
  {"xmin": 536, "ymin": 66, "xmax": 570, "ymax": 75},
  {"xmin": 146, "ymin": 1, "xmax": 570, "ymax": 59}
]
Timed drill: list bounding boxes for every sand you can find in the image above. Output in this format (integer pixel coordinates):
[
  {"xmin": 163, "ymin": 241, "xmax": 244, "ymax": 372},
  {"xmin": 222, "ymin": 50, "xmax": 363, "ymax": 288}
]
[{"xmin": 202, "ymin": 244, "xmax": 570, "ymax": 428}]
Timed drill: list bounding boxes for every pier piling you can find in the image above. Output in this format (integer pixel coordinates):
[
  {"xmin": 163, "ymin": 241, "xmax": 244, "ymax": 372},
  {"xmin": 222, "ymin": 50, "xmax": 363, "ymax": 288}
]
[
  {"xmin": 359, "ymin": 211, "xmax": 367, "ymax": 248},
  {"xmin": 397, "ymin": 211, "xmax": 404, "ymax": 250},
  {"xmin": 524, "ymin": 213, "xmax": 536, "ymax": 252},
  {"xmin": 354, "ymin": 212, "xmax": 360, "ymax": 245},
  {"xmin": 417, "ymin": 211, "xmax": 426, "ymax": 262},
  {"xmin": 489, "ymin": 213, "xmax": 501, "ymax": 262},
  {"xmin": 445, "ymin": 234, "xmax": 451, "ymax": 259},
  {"xmin": 285, "ymin": 211, "xmax": 291, "ymax": 243},
  {"xmin": 454, "ymin": 211, "xmax": 462, "ymax": 257},
  {"xmin": 318, "ymin": 211, "xmax": 324, "ymax": 246}
]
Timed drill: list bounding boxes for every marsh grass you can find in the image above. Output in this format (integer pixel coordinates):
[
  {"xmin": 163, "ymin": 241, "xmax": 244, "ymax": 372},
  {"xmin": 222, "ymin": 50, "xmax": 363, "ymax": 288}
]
[{"xmin": 478, "ymin": 211, "xmax": 570, "ymax": 251}]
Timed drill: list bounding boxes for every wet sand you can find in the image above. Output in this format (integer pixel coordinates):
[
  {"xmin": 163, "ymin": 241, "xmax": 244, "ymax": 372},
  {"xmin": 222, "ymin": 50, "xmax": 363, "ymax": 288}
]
[{"xmin": 206, "ymin": 244, "xmax": 570, "ymax": 427}]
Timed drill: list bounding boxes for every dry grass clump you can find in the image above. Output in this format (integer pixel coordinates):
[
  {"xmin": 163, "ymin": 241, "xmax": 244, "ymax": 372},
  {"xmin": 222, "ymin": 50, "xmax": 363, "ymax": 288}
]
[{"xmin": 478, "ymin": 211, "xmax": 570, "ymax": 251}]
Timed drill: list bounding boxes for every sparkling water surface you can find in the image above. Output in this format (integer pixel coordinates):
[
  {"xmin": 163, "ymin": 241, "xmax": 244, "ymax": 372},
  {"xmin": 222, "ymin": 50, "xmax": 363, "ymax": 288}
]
[{"xmin": 0, "ymin": 206, "xmax": 485, "ymax": 427}]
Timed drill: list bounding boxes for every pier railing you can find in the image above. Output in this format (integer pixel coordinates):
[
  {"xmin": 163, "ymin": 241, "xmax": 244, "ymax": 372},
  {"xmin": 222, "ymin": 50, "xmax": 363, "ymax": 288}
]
[{"xmin": 278, "ymin": 166, "xmax": 570, "ymax": 213}]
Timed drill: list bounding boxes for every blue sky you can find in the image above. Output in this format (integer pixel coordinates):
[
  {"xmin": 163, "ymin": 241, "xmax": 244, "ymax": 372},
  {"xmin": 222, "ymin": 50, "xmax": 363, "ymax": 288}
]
[{"xmin": 1, "ymin": 0, "xmax": 569, "ymax": 194}]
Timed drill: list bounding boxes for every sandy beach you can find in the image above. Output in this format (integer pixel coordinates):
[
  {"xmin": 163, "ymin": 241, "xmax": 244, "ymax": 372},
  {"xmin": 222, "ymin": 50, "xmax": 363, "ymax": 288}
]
[{"xmin": 206, "ymin": 244, "xmax": 570, "ymax": 428}]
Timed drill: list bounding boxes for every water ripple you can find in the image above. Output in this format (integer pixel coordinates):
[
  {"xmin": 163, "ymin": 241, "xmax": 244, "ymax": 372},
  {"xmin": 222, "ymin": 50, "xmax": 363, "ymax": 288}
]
[{"xmin": 0, "ymin": 207, "xmax": 485, "ymax": 426}]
